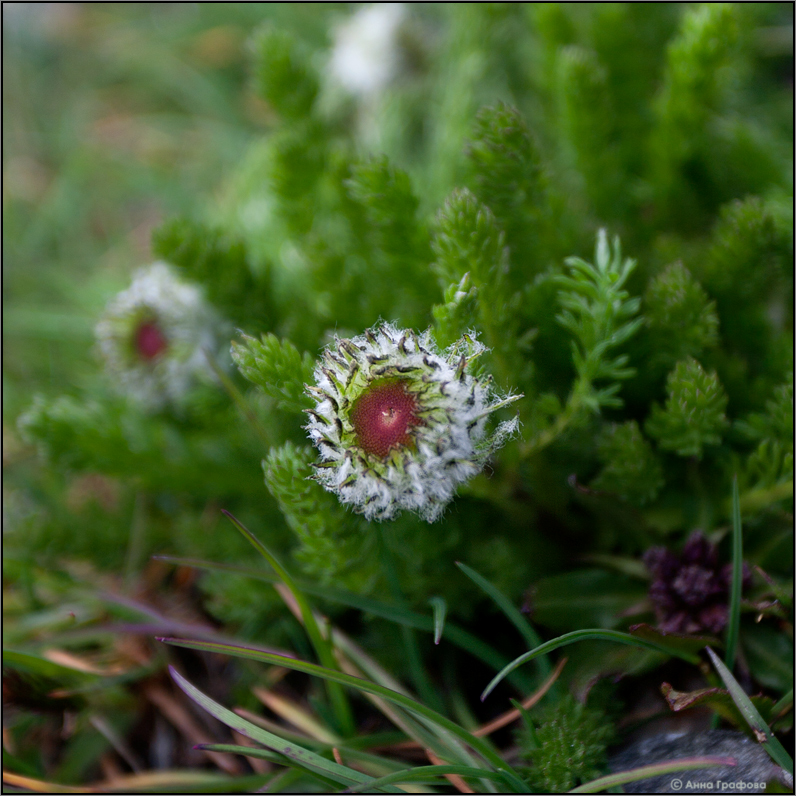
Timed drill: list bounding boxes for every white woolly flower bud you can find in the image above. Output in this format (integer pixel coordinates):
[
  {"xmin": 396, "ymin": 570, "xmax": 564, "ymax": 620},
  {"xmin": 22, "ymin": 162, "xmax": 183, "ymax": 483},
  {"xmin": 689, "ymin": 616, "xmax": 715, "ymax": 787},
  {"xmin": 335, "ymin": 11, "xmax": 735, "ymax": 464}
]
[
  {"xmin": 329, "ymin": 3, "xmax": 406, "ymax": 99},
  {"xmin": 95, "ymin": 263, "xmax": 220, "ymax": 409},
  {"xmin": 305, "ymin": 322, "xmax": 521, "ymax": 522}
]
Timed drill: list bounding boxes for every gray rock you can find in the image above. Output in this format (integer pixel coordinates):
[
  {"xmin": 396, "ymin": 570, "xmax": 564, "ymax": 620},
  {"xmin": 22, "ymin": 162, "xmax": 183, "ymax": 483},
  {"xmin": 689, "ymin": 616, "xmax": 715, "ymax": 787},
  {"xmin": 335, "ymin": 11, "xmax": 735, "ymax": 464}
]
[{"xmin": 609, "ymin": 729, "xmax": 792, "ymax": 793}]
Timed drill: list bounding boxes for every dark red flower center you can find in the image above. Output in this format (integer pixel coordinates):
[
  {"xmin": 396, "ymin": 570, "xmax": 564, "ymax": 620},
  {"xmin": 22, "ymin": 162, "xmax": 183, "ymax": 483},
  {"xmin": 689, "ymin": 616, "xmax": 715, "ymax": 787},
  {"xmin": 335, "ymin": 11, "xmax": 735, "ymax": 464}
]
[
  {"xmin": 135, "ymin": 320, "xmax": 168, "ymax": 360},
  {"xmin": 350, "ymin": 380, "xmax": 422, "ymax": 459}
]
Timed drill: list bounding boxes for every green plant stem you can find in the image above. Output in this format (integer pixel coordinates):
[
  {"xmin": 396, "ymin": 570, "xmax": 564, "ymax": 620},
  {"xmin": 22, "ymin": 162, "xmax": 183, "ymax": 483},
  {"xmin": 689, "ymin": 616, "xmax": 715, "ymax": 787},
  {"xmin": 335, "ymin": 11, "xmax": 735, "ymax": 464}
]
[
  {"xmin": 520, "ymin": 377, "xmax": 589, "ymax": 458},
  {"xmin": 725, "ymin": 475, "xmax": 743, "ymax": 672}
]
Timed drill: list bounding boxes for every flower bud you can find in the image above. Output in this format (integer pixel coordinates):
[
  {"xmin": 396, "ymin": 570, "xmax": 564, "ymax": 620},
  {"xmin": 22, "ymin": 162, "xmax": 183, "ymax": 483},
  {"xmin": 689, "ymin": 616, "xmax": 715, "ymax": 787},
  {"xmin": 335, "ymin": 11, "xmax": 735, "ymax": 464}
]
[{"xmin": 305, "ymin": 322, "xmax": 521, "ymax": 522}]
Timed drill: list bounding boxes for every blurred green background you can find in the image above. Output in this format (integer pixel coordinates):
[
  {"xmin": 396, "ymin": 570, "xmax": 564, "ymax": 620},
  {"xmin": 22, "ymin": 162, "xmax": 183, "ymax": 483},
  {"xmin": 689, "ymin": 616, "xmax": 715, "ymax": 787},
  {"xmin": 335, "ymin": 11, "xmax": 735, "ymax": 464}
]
[
  {"xmin": 4, "ymin": 3, "xmax": 330, "ymax": 418},
  {"xmin": 2, "ymin": 3, "xmax": 793, "ymax": 790}
]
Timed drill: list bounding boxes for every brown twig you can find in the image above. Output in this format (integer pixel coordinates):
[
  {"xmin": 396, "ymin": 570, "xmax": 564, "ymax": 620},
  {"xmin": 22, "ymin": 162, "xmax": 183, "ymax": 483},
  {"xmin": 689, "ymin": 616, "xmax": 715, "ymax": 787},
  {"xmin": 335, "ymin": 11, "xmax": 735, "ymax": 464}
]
[
  {"xmin": 473, "ymin": 656, "xmax": 568, "ymax": 737},
  {"xmin": 425, "ymin": 749, "xmax": 474, "ymax": 794}
]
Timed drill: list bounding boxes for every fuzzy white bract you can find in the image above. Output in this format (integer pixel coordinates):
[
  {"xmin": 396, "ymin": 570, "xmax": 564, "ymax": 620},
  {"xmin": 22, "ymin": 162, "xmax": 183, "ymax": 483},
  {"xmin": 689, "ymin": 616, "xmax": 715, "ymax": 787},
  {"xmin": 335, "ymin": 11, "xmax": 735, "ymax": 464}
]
[
  {"xmin": 329, "ymin": 3, "xmax": 406, "ymax": 98},
  {"xmin": 95, "ymin": 263, "xmax": 219, "ymax": 409},
  {"xmin": 305, "ymin": 322, "xmax": 521, "ymax": 522}
]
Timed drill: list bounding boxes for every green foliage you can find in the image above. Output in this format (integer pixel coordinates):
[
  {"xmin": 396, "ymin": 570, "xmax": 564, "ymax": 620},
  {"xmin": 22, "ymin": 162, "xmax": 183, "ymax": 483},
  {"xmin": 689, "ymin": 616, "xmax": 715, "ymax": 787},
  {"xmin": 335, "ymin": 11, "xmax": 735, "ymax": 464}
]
[
  {"xmin": 703, "ymin": 196, "xmax": 791, "ymax": 302},
  {"xmin": 465, "ymin": 102, "xmax": 549, "ymax": 275},
  {"xmin": 18, "ymin": 395, "xmax": 131, "ymax": 475},
  {"xmin": 430, "ymin": 188, "xmax": 511, "ymax": 357},
  {"xmin": 345, "ymin": 157, "xmax": 422, "ymax": 263},
  {"xmin": 431, "ymin": 272, "xmax": 479, "ymax": 352},
  {"xmin": 151, "ymin": 216, "xmax": 270, "ymax": 328},
  {"xmin": 267, "ymin": 122, "xmax": 329, "ymax": 237},
  {"xmin": 231, "ymin": 333, "xmax": 314, "ymax": 414},
  {"xmin": 16, "ymin": 391, "xmax": 267, "ymax": 501},
  {"xmin": 252, "ymin": 25, "xmax": 318, "ymax": 120},
  {"xmin": 556, "ymin": 230, "xmax": 642, "ymax": 413},
  {"xmin": 555, "ymin": 45, "xmax": 621, "ymax": 217},
  {"xmin": 517, "ymin": 694, "xmax": 615, "ymax": 792},
  {"xmin": 646, "ymin": 358, "xmax": 729, "ymax": 458},
  {"xmin": 644, "ymin": 262, "xmax": 719, "ymax": 370},
  {"xmin": 430, "ymin": 188, "xmax": 506, "ymax": 292},
  {"xmin": 651, "ymin": 3, "xmax": 740, "ymax": 224},
  {"xmin": 738, "ymin": 377, "xmax": 794, "ymax": 451},
  {"xmin": 736, "ymin": 377, "xmax": 793, "ymax": 493},
  {"xmin": 592, "ymin": 421, "xmax": 664, "ymax": 506},
  {"xmin": 343, "ymin": 156, "xmax": 435, "ymax": 321},
  {"xmin": 263, "ymin": 442, "xmax": 378, "ymax": 591},
  {"xmin": 701, "ymin": 197, "xmax": 793, "ymax": 409}
]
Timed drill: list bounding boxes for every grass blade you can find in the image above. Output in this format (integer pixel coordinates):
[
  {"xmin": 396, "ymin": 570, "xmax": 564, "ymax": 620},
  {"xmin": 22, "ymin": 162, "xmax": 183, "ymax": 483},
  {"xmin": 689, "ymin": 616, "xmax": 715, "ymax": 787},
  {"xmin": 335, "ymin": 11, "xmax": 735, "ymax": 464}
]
[
  {"xmin": 330, "ymin": 627, "xmax": 482, "ymax": 767},
  {"xmin": 169, "ymin": 666, "xmax": 401, "ymax": 792},
  {"xmin": 194, "ymin": 743, "xmax": 293, "ymax": 767},
  {"xmin": 771, "ymin": 689, "xmax": 793, "ymax": 722},
  {"xmin": 159, "ymin": 637, "xmax": 509, "ymax": 771},
  {"xmin": 252, "ymin": 686, "xmax": 340, "ymax": 743},
  {"xmin": 481, "ymin": 628, "xmax": 701, "ymax": 701},
  {"xmin": 220, "ymin": 511, "xmax": 355, "ymax": 737},
  {"xmin": 198, "ymin": 742, "xmax": 417, "ymax": 785},
  {"xmin": 570, "ymin": 755, "xmax": 737, "ymax": 793},
  {"xmin": 475, "ymin": 657, "xmax": 567, "ymax": 737},
  {"xmin": 494, "ymin": 767, "xmax": 533, "ymax": 794},
  {"xmin": 154, "ymin": 554, "xmax": 533, "ymax": 692},
  {"xmin": 456, "ymin": 562, "xmax": 550, "ymax": 678},
  {"xmin": 705, "ymin": 647, "xmax": 793, "ymax": 775},
  {"xmin": 194, "ymin": 744, "xmax": 339, "ymax": 790},
  {"xmin": 725, "ymin": 475, "xmax": 743, "ymax": 672},
  {"xmin": 429, "ymin": 597, "xmax": 447, "ymax": 645},
  {"xmin": 344, "ymin": 764, "xmax": 524, "ymax": 794}
]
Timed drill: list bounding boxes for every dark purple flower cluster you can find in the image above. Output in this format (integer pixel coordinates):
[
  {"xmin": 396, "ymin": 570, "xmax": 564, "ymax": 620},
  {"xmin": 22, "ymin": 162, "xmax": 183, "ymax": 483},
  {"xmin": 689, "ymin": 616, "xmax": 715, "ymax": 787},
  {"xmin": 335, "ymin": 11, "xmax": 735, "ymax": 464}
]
[{"xmin": 644, "ymin": 531, "xmax": 751, "ymax": 635}]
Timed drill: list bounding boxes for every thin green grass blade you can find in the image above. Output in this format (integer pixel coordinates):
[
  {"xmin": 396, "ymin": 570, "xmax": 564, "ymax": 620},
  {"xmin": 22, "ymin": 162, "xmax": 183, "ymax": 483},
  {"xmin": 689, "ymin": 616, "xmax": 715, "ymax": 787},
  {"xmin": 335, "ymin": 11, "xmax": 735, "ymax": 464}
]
[
  {"xmin": 725, "ymin": 475, "xmax": 743, "ymax": 672},
  {"xmin": 456, "ymin": 561, "xmax": 552, "ymax": 681},
  {"xmin": 195, "ymin": 744, "xmax": 338, "ymax": 789},
  {"xmin": 169, "ymin": 666, "xmax": 401, "ymax": 792},
  {"xmin": 496, "ymin": 766, "xmax": 534, "ymax": 793},
  {"xmin": 154, "ymin": 554, "xmax": 533, "ymax": 692},
  {"xmin": 509, "ymin": 698, "xmax": 539, "ymax": 750},
  {"xmin": 223, "ymin": 714, "xmax": 412, "ymax": 773},
  {"xmin": 771, "ymin": 689, "xmax": 793, "ymax": 721},
  {"xmin": 429, "ymin": 597, "xmax": 447, "ymax": 645},
  {"xmin": 160, "ymin": 638, "xmax": 508, "ymax": 771},
  {"xmin": 344, "ymin": 764, "xmax": 525, "ymax": 794},
  {"xmin": 330, "ymin": 628, "xmax": 482, "ymax": 767},
  {"xmin": 570, "ymin": 755, "xmax": 737, "ymax": 793},
  {"xmin": 195, "ymin": 743, "xmax": 291, "ymax": 766},
  {"xmin": 261, "ymin": 767, "xmax": 304, "ymax": 793},
  {"xmin": 705, "ymin": 647, "xmax": 793, "ymax": 775},
  {"xmin": 220, "ymin": 511, "xmax": 355, "ymax": 737},
  {"xmin": 481, "ymin": 629, "xmax": 701, "ymax": 701}
]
